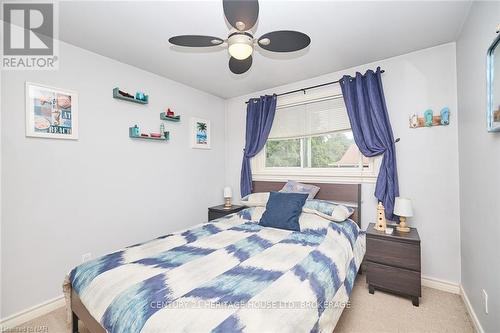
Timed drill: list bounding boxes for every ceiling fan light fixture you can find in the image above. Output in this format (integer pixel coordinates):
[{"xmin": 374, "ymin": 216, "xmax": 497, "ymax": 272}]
[{"xmin": 227, "ymin": 33, "xmax": 253, "ymax": 60}]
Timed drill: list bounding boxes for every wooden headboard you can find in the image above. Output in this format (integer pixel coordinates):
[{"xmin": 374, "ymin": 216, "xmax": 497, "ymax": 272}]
[{"xmin": 252, "ymin": 181, "xmax": 362, "ymax": 227}]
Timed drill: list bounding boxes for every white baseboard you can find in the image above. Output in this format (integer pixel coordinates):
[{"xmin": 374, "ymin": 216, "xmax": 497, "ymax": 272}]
[
  {"xmin": 422, "ymin": 275, "xmax": 460, "ymax": 294},
  {"xmin": 460, "ymin": 285, "xmax": 484, "ymax": 333},
  {"xmin": 0, "ymin": 295, "xmax": 65, "ymax": 329}
]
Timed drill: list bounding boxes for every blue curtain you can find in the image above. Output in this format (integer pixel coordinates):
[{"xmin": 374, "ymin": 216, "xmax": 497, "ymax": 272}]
[
  {"xmin": 339, "ymin": 67, "xmax": 399, "ymax": 220},
  {"xmin": 240, "ymin": 94, "xmax": 277, "ymax": 197}
]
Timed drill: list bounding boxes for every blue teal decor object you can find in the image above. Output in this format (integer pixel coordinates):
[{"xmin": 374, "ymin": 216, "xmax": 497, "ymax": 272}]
[
  {"xmin": 424, "ymin": 109, "xmax": 433, "ymax": 127},
  {"xmin": 440, "ymin": 107, "xmax": 450, "ymax": 125},
  {"xmin": 129, "ymin": 125, "xmax": 140, "ymax": 137},
  {"xmin": 339, "ymin": 67, "xmax": 399, "ymax": 221},
  {"xmin": 259, "ymin": 192, "xmax": 308, "ymax": 231},
  {"xmin": 240, "ymin": 94, "xmax": 277, "ymax": 197},
  {"xmin": 135, "ymin": 92, "xmax": 147, "ymax": 101}
]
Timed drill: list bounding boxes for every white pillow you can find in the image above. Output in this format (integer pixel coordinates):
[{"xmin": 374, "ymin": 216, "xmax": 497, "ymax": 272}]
[
  {"xmin": 240, "ymin": 192, "xmax": 270, "ymax": 207},
  {"xmin": 302, "ymin": 199, "xmax": 355, "ymax": 222},
  {"xmin": 331, "ymin": 205, "xmax": 352, "ymax": 222},
  {"xmin": 298, "ymin": 212, "xmax": 332, "ymax": 232}
]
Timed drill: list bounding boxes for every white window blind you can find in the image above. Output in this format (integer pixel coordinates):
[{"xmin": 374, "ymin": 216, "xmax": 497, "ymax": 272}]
[{"xmin": 268, "ymin": 96, "xmax": 351, "ymax": 140}]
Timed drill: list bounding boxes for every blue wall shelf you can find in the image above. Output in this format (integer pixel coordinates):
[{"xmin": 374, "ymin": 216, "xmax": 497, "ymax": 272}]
[
  {"xmin": 160, "ymin": 113, "xmax": 181, "ymax": 122},
  {"xmin": 129, "ymin": 126, "xmax": 169, "ymax": 141},
  {"xmin": 129, "ymin": 133, "xmax": 169, "ymax": 141},
  {"xmin": 113, "ymin": 88, "xmax": 148, "ymax": 104}
]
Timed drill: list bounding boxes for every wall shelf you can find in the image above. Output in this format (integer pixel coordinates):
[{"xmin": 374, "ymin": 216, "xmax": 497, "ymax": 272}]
[
  {"xmin": 129, "ymin": 126, "xmax": 169, "ymax": 141},
  {"xmin": 129, "ymin": 133, "xmax": 169, "ymax": 141},
  {"xmin": 113, "ymin": 88, "xmax": 148, "ymax": 104},
  {"xmin": 160, "ymin": 113, "xmax": 180, "ymax": 122}
]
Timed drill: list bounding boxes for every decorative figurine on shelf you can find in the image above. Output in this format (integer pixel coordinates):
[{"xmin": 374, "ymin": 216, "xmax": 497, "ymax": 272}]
[
  {"xmin": 223, "ymin": 186, "xmax": 233, "ymax": 209},
  {"xmin": 167, "ymin": 108, "xmax": 175, "ymax": 117},
  {"xmin": 424, "ymin": 109, "xmax": 433, "ymax": 127},
  {"xmin": 374, "ymin": 202, "xmax": 387, "ymax": 231},
  {"xmin": 134, "ymin": 92, "xmax": 148, "ymax": 102},
  {"xmin": 409, "ymin": 113, "xmax": 418, "ymax": 128},
  {"xmin": 119, "ymin": 90, "xmax": 135, "ymax": 99},
  {"xmin": 440, "ymin": 107, "xmax": 450, "ymax": 125},
  {"xmin": 130, "ymin": 125, "xmax": 140, "ymax": 137}
]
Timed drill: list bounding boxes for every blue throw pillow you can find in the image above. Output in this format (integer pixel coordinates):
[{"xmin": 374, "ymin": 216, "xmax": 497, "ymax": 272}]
[{"xmin": 259, "ymin": 192, "xmax": 308, "ymax": 231}]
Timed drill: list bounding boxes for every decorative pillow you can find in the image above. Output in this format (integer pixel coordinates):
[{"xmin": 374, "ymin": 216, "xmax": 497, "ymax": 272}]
[
  {"xmin": 236, "ymin": 206, "xmax": 266, "ymax": 221},
  {"xmin": 240, "ymin": 192, "xmax": 270, "ymax": 207},
  {"xmin": 259, "ymin": 192, "xmax": 308, "ymax": 231},
  {"xmin": 302, "ymin": 199, "xmax": 355, "ymax": 222},
  {"xmin": 280, "ymin": 180, "xmax": 320, "ymax": 199},
  {"xmin": 298, "ymin": 211, "xmax": 333, "ymax": 232}
]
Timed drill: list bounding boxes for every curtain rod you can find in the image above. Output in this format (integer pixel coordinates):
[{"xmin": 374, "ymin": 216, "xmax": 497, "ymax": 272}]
[{"xmin": 245, "ymin": 69, "xmax": 385, "ymax": 104}]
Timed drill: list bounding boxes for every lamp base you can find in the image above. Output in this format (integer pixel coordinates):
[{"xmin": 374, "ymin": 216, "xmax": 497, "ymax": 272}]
[
  {"xmin": 223, "ymin": 197, "xmax": 232, "ymax": 209},
  {"xmin": 396, "ymin": 216, "xmax": 410, "ymax": 233}
]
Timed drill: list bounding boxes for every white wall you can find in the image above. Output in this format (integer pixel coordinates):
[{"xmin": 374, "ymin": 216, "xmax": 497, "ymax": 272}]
[
  {"xmin": 225, "ymin": 43, "xmax": 461, "ymax": 284},
  {"xmin": 0, "ymin": 42, "xmax": 225, "ymax": 318},
  {"xmin": 456, "ymin": 2, "xmax": 500, "ymax": 331}
]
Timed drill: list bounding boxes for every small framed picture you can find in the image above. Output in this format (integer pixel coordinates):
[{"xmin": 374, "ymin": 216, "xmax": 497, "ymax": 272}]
[
  {"xmin": 190, "ymin": 117, "xmax": 211, "ymax": 149},
  {"xmin": 25, "ymin": 82, "xmax": 78, "ymax": 140}
]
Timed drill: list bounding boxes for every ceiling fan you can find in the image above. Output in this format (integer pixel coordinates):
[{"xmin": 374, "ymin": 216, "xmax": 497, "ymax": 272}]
[{"xmin": 168, "ymin": 0, "xmax": 311, "ymax": 74}]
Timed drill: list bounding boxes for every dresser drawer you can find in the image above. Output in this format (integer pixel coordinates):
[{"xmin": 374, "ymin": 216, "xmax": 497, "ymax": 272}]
[
  {"xmin": 367, "ymin": 262, "xmax": 421, "ymax": 297},
  {"xmin": 366, "ymin": 237, "xmax": 420, "ymax": 271}
]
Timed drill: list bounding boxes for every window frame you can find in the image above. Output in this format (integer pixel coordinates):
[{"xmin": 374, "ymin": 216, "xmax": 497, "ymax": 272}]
[{"xmin": 250, "ymin": 90, "xmax": 379, "ymax": 183}]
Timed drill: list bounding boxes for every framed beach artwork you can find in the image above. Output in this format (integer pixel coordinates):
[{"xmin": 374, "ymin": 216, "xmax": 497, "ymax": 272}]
[
  {"xmin": 190, "ymin": 117, "xmax": 211, "ymax": 149},
  {"xmin": 25, "ymin": 82, "xmax": 79, "ymax": 140}
]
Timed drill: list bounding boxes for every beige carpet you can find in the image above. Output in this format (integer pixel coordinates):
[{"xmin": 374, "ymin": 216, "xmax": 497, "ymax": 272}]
[{"xmin": 14, "ymin": 276, "xmax": 474, "ymax": 333}]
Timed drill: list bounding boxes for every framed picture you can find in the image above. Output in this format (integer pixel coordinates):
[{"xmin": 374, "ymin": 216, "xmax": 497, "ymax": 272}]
[
  {"xmin": 25, "ymin": 82, "xmax": 79, "ymax": 140},
  {"xmin": 190, "ymin": 117, "xmax": 211, "ymax": 149}
]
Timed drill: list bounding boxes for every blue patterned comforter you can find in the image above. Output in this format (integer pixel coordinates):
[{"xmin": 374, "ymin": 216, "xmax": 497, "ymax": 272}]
[{"xmin": 69, "ymin": 208, "xmax": 365, "ymax": 333}]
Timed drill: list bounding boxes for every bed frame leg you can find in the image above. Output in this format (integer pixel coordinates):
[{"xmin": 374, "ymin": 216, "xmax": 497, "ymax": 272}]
[{"xmin": 72, "ymin": 312, "xmax": 79, "ymax": 333}]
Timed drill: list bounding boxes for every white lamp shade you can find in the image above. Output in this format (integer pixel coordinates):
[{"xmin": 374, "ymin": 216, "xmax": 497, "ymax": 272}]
[
  {"xmin": 394, "ymin": 197, "xmax": 413, "ymax": 217},
  {"xmin": 223, "ymin": 187, "xmax": 232, "ymax": 198}
]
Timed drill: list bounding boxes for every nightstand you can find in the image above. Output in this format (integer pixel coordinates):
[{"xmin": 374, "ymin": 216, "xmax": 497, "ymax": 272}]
[
  {"xmin": 208, "ymin": 204, "xmax": 245, "ymax": 221},
  {"xmin": 365, "ymin": 223, "xmax": 421, "ymax": 306}
]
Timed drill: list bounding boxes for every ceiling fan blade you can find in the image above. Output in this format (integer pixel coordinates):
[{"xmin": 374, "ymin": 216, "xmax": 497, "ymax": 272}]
[
  {"xmin": 223, "ymin": 0, "xmax": 259, "ymax": 31},
  {"xmin": 258, "ymin": 30, "xmax": 311, "ymax": 52},
  {"xmin": 229, "ymin": 55, "xmax": 252, "ymax": 74},
  {"xmin": 169, "ymin": 35, "xmax": 224, "ymax": 47}
]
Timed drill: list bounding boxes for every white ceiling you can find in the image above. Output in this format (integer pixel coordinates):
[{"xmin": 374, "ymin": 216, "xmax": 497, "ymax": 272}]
[{"xmin": 59, "ymin": 1, "xmax": 471, "ymax": 98}]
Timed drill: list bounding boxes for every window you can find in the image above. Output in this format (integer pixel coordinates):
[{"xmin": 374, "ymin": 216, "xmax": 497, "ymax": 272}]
[{"xmin": 252, "ymin": 90, "xmax": 376, "ymax": 182}]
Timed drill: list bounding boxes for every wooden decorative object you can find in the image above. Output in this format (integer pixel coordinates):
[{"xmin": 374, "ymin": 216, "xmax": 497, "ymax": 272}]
[{"xmin": 375, "ymin": 202, "xmax": 387, "ymax": 231}]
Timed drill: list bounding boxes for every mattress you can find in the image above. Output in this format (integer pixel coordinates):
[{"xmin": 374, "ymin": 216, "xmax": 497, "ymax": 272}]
[{"xmin": 69, "ymin": 208, "xmax": 366, "ymax": 333}]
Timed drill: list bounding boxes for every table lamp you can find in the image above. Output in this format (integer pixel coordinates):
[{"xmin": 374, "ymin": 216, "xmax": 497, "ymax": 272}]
[
  {"xmin": 394, "ymin": 197, "xmax": 413, "ymax": 232},
  {"xmin": 223, "ymin": 186, "xmax": 232, "ymax": 209}
]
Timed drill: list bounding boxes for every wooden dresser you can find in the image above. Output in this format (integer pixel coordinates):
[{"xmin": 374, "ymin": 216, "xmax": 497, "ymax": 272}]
[{"xmin": 365, "ymin": 223, "xmax": 421, "ymax": 306}]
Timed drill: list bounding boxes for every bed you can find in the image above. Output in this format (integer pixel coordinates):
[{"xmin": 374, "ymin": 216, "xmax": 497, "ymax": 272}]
[{"xmin": 64, "ymin": 182, "xmax": 365, "ymax": 333}]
